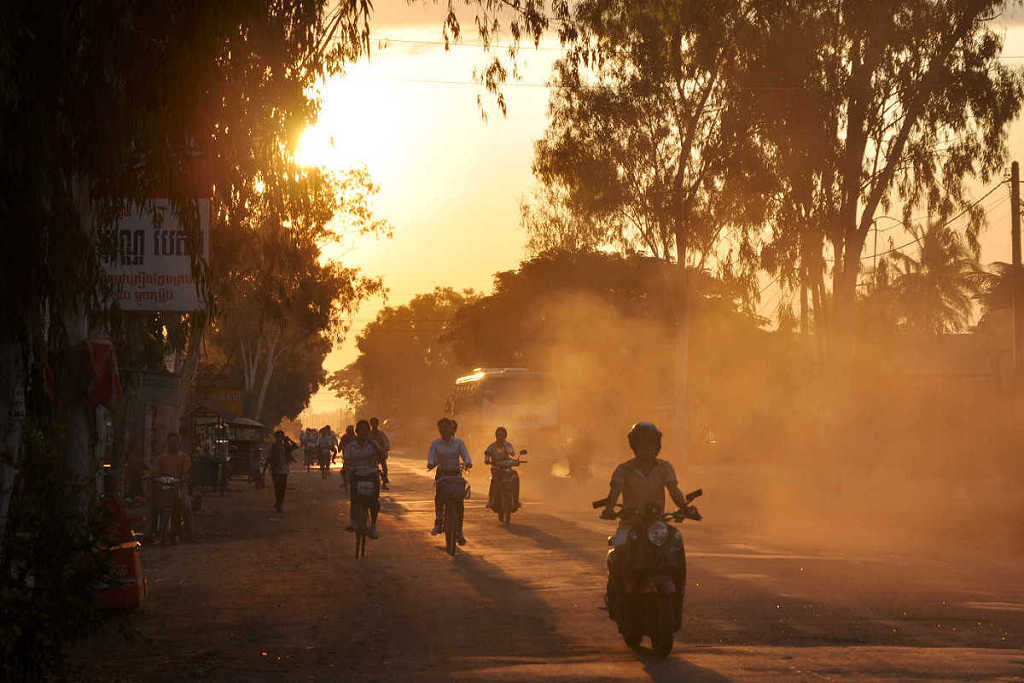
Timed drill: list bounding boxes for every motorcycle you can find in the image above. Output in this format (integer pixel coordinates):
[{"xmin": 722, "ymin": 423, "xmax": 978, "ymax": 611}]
[
  {"xmin": 592, "ymin": 488, "xmax": 703, "ymax": 657},
  {"xmin": 490, "ymin": 450, "xmax": 527, "ymax": 525}
]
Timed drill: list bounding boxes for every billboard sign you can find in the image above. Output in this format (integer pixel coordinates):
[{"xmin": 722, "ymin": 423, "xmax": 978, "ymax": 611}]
[{"xmin": 101, "ymin": 199, "xmax": 210, "ymax": 311}]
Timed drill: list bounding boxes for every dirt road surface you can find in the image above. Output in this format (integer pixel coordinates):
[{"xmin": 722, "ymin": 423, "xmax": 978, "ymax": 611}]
[{"xmin": 73, "ymin": 452, "xmax": 1024, "ymax": 681}]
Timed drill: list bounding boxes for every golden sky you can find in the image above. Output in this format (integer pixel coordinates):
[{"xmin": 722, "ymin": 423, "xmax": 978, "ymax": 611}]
[{"xmin": 300, "ymin": 3, "xmax": 1024, "ymax": 420}]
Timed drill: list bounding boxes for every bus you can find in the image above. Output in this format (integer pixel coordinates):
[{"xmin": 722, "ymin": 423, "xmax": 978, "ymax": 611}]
[{"xmin": 448, "ymin": 368, "xmax": 560, "ymax": 459}]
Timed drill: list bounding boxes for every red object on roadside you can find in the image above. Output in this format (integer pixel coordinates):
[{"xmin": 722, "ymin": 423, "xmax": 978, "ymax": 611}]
[
  {"xmin": 96, "ymin": 496, "xmax": 147, "ymax": 610},
  {"xmin": 97, "ymin": 540, "xmax": 147, "ymax": 610},
  {"xmin": 87, "ymin": 339, "xmax": 123, "ymax": 408}
]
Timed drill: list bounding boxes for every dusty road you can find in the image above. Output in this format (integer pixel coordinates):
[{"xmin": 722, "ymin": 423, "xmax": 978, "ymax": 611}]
[{"xmin": 74, "ymin": 452, "xmax": 1024, "ymax": 681}]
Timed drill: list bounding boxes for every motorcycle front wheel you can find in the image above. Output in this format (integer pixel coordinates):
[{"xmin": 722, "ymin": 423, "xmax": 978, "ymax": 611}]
[
  {"xmin": 501, "ymin": 488, "xmax": 513, "ymax": 525},
  {"xmin": 621, "ymin": 596, "xmax": 643, "ymax": 648},
  {"xmin": 651, "ymin": 593, "xmax": 674, "ymax": 657}
]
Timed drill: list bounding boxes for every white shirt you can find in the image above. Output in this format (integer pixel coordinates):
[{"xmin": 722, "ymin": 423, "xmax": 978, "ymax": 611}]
[
  {"xmin": 343, "ymin": 439, "xmax": 380, "ymax": 477},
  {"xmin": 317, "ymin": 431, "xmax": 338, "ymax": 452},
  {"xmin": 485, "ymin": 440, "xmax": 515, "ymax": 465},
  {"xmin": 428, "ymin": 437, "xmax": 471, "ymax": 470}
]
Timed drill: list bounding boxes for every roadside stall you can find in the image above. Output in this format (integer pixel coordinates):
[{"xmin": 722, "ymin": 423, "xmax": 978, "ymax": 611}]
[{"xmin": 189, "ymin": 406, "xmax": 265, "ymax": 491}]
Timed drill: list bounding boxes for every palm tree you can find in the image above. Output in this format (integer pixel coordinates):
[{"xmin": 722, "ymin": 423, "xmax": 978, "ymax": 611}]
[
  {"xmin": 890, "ymin": 224, "xmax": 982, "ymax": 335},
  {"xmin": 976, "ymin": 261, "xmax": 1022, "ymax": 313}
]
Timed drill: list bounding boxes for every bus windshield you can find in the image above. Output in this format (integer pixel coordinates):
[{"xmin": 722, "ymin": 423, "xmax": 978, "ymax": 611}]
[{"xmin": 480, "ymin": 375, "xmax": 554, "ymax": 406}]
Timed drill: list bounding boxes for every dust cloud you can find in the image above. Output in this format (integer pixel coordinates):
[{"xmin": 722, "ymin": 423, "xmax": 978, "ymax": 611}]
[{"xmin": 497, "ymin": 291, "xmax": 1024, "ymax": 561}]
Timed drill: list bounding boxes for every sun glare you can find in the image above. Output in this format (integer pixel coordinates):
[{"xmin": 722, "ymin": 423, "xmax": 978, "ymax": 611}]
[{"xmin": 295, "ymin": 63, "xmax": 399, "ymax": 176}]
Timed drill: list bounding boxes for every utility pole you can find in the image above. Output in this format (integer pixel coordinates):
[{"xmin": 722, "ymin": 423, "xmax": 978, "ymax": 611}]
[{"xmin": 1012, "ymin": 161, "xmax": 1022, "ymax": 377}]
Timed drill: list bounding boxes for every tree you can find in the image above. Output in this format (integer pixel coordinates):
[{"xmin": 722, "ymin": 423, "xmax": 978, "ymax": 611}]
[
  {"xmin": 0, "ymin": 1, "xmax": 376, "ymax": 673},
  {"xmin": 889, "ymin": 224, "xmax": 981, "ymax": 334},
  {"xmin": 753, "ymin": 0, "xmax": 1022, "ymax": 346},
  {"xmin": 529, "ymin": 0, "xmax": 772, "ymax": 433},
  {"xmin": 330, "ymin": 288, "xmax": 476, "ymax": 422},
  {"xmin": 444, "ymin": 250, "xmax": 767, "ymax": 453},
  {"xmin": 210, "ymin": 167, "xmax": 386, "ymax": 424}
]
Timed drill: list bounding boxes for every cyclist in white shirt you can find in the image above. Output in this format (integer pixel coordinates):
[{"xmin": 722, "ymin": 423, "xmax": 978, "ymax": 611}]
[
  {"xmin": 427, "ymin": 417, "xmax": 472, "ymax": 542},
  {"xmin": 343, "ymin": 420, "xmax": 383, "ymax": 538}
]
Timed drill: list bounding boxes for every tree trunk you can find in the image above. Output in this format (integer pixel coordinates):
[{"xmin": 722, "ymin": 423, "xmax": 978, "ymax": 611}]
[
  {"xmin": 61, "ymin": 305, "xmax": 94, "ymax": 519},
  {"xmin": 672, "ymin": 230, "xmax": 690, "ymax": 443},
  {"xmin": 0, "ymin": 333, "xmax": 27, "ymax": 561},
  {"xmin": 253, "ymin": 328, "xmax": 281, "ymax": 423},
  {"xmin": 175, "ymin": 321, "xmax": 205, "ymax": 448}
]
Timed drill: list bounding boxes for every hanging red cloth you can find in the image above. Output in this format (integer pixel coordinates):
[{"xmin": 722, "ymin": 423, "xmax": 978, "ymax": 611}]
[{"xmin": 87, "ymin": 339, "xmax": 123, "ymax": 408}]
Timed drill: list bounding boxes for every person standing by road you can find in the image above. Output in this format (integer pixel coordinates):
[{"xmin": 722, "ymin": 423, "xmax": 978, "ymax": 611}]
[
  {"xmin": 151, "ymin": 432, "xmax": 193, "ymax": 541},
  {"xmin": 266, "ymin": 430, "xmax": 295, "ymax": 513},
  {"xmin": 369, "ymin": 417, "xmax": 391, "ymax": 488}
]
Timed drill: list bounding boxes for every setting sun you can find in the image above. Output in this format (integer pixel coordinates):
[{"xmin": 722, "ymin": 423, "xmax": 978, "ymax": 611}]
[{"xmin": 295, "ymin": 63, "xmax": 401, "ymax": 177}]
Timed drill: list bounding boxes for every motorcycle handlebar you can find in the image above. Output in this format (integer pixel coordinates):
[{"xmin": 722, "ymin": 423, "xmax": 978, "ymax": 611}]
[{"xmin": 593, "ymin": 488, "xmax": 702, "ymax": 510}]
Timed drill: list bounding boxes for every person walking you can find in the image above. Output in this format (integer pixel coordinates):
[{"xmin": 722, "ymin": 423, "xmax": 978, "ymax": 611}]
[{"xmin": 265, "ymin": 430, "xmax": 295, "ymax": 513}]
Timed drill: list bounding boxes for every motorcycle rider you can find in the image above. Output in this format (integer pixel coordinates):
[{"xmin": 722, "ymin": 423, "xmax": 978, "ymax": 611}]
[
  {"xmin": 427, "ymin": 417, "xmax": 471, "ymax": 543},
  {"xmin": 485, "ymin": 426, "xmax": 520, "ymax": 512},
  {"xmin": 600, "ymin": 422, "xmax": 689, "ymax": 615},
  {"xmin": 369, "ymin": 417, "xmax": 391, "ymax": 488},
  {"xmin": 343, "ymin": 419, "xmax": 382, "ymax": 539}
]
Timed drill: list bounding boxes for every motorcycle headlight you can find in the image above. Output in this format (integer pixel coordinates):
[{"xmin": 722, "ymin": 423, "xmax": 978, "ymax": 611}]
[{"xmin": 647, "ymin": 520, "xmax": 670, "ymax": 546}]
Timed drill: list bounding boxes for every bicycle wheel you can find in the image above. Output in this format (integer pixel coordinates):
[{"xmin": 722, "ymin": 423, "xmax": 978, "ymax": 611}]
[
  {"xmin": 353, "ymin": 502, "xmax": 368, "ymax": 558},
  {"xmin": 445, "ymin": 502, "xmax": 457, "ymax": 556}
]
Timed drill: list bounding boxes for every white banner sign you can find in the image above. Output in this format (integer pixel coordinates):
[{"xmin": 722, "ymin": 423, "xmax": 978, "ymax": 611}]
[{"xmin": 101, "ymin": 199, "xmax": 210, "ymax": 311}]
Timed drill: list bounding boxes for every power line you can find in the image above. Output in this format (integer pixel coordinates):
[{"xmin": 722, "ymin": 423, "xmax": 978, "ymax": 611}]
[
  {"xmin": 760, "ymin": 181, "xmax": 1006, "ymax": 296},
  {"xmin": 373, "ymin": 35, "xmax": 565, "ymax": 52},
  {"xmin": 373, "ymin": 33, "xmax": 1024, "ymax": 61},
  {"xmin": 865, "ymin": 181, "xmax": 1006, "ymax": 261}
]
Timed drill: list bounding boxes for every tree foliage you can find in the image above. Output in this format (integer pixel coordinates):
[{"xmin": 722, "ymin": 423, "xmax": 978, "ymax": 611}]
[
  {"xmin": 209, "ymin": 166, "xmax": 387, "ymax": 424},
  {"xmin": 0, "ymin": 1, "xmax": 376, "ymax": 675},
  {"xmin": 329, "ymin": 288, "xmax": 476, "ymax": 421},
  {"xmin": 753, "ymin": 0, "xmax": 1023, "ymax": 334},
  {"xmin": 532, "ymin": 0, "xmax": 770, "ymax": 276},
  {"xmin": 889, "ymin": 224, "xmax": 982, "ymax": 334}
]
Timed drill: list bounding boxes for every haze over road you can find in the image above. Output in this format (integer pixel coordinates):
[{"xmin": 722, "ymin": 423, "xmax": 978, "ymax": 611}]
[{"xmin": 77, "ymin": 453, "xmax": 1024, "ymax": 681}]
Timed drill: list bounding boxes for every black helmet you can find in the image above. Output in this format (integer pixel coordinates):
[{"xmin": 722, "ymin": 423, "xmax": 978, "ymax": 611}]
[{"xmin": 628, "ymin": 421, "xmax": 662, "ymax": 456}]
